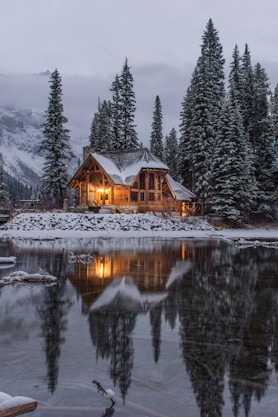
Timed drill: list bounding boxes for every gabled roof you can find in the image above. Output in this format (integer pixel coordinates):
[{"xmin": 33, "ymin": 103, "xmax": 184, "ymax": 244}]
[
  {"xmin": 92, "ymin": 148, "xmax": 169, "ymax": 185},
  {"xmin": 166, "ymin": 174, "xmax": 196, "ymax": 201},
  {"xmin": 90, "ymin": 276, "xmax": 168, "ymax": 312},
  {"xmin": 69, "ymin": 147, "xmax": 196, "ymax": 201}
]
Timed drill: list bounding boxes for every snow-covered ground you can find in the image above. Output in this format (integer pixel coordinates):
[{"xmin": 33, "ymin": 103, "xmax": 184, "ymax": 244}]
[{"xmin": 0, "ymin": 211, "xmax": 278, "ymax": 241}]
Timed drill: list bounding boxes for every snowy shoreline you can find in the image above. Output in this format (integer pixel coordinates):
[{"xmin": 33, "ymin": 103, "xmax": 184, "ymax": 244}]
[{"xmin": 0, "ymin": 212, "xmax": 277, "ymax": 241}]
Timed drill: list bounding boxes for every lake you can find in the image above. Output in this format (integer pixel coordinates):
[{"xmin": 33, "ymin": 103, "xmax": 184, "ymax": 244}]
[{"xmin": 0, "ymin": 237, "xmax": 278, "ymax": 417}]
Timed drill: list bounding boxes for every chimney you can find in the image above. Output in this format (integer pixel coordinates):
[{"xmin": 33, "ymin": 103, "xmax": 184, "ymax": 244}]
[{"xmin": 83, "ymin": 146, "xmax": 94, "ymax": 161}]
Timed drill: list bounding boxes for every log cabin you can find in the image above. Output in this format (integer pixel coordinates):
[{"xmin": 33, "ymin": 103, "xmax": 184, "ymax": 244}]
[{"xmin": 68, "ymin": 147, "xmax": 196, "ymax": 215}]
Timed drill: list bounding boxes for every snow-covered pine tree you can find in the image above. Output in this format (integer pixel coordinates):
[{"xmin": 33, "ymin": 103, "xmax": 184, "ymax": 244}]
[
  {"xmin": 110, "ymin": 74, "xmax": 122, "ymax": 149},
  {"xmin": 39, "ymin": 69, "xmax": 73, "ymax": 208},
  {"xmin": 164, "ymin": 128, "xmax": 179, "ymax": 180},
  {"xmin": 178, "ymin": 19, "xmax": 225, "ymax": 211},
  {"xmin": 89, "ymin": 98, "xmax": 101, "ymax": 151},
  {"xmin": 89, "ymin": 99, "xmax": 112, "ymax": 151},
  {"xmin": 229, "ymin": 45, "xmax": 244, "ymax": 108},
  {"xmin": 187, "ymin": 58, "xmax": 215, "ymax": 207},
  {"xmin": 100, "ymin": 100, "xmax": 112, "ymax": 150},
  {"xmin": 251, "ymin": 63, "xmax": 270, "ymax": 146},
  {"xmin": 118, "ymin": 58, "xmax": 138, "ymax": 149},
  {"xmin": 227, "ymin": 47, "xmax": 258, "ymax": 220},
  {"xmin": 240, "ymin": 44, "xmax": 255, "ymax": 138},
  {"xmin": 200, "ymin": 18, "xmax": 225, "ymax": 130},
  {"xmin": 271, "ymin": 84, "xmax": 278, "ymax": 145},
  {"xmin": 252, "ymin": 63, "xmax": 278, "ymax": 218},
  {"xmin": 179, "ymin": 86, "xmax": 194, "ymax": 190},
  {"xmin": 213, "ymin": 103, "xmax": 240, "ymax": 224},
  {"xmin": 270, "ymin": 85, "xmax": 278, "ymax": 212},
  {"xmin": 150, "ymin": 95, "xmax": 164, "ymax": 160},
  {"xmin": 212, "ymin": 99, "xmax": 255, "ymax": 224}
]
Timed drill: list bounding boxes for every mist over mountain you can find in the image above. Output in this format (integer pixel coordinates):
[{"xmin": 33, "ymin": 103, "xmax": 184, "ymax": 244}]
[
  {"xmin": 0, "ymin": 67, "xmax": 187, "ymax": 189},
  {"xmin": 0, "ymin": 105, "xmax": 82, "ymax": 189},
  {"xmin": 0, "ymin": 106, "xmax": 43, "ymax": 187},
  {"xmin": 0, "ymin": 58, "xmax": 276, "ymax": 191}
]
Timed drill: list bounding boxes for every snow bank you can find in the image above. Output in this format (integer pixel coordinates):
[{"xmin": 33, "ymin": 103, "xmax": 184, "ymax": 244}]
[
  {"xmin": 0, "ymin": 212, "xmax": 278, "ymax": 241},
  {"xmin": 0, "ymin": 270, "xmax": 58, "ymax": 286},
  {"xmin": 1, "ymin": 212, "xmax": 212, "ymax": 232}
]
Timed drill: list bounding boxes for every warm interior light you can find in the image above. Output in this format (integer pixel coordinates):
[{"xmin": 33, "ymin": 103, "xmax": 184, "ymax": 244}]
[{"xmin": 94, "ymin": 256, "xmax": 111, "ymax": 278}]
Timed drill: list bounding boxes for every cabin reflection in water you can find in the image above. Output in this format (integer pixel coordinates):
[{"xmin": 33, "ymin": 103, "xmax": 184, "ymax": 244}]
[{"xmin": 68, "ymin": 240, "xmax": 190, "ymax": 313}]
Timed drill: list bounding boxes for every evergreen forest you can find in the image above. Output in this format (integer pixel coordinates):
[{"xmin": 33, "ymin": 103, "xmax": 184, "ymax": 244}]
[
  {"xmin": 89, "ymin": 19, "xmax": 278, "ymax": 223},
  {"xmin": 1, "ymin": 19, "xmax": 278, "ymax": 223}
]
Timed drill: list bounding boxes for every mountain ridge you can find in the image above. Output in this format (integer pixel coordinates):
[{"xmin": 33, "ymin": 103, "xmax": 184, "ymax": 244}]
[{"xmin": 0, "ymin": 105, "xmax": 81, "ymax": 189}]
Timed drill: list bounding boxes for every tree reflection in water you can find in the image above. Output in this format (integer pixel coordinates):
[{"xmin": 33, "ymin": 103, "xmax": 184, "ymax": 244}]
[
  {"xmin": 89, "ymin": 310, "xmax": 135, "ymax": 403},
  {"xmin": 76, "ymin": 240, "xmax": 278, "ymax": 417},
  {"xmin": 36, "ymin": 250, "xmax": 73, "ymax": 393},
  {"xmin": 2, "ymin": 237, "xmax": 278, "ymax": 416}
]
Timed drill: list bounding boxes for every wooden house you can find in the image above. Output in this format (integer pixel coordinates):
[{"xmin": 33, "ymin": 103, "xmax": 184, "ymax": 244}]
[{"xmin": 68, "ymin": 147, "xmax": 196, "ymax": 215}]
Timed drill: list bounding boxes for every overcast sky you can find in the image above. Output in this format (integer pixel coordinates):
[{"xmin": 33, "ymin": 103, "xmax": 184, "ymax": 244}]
[{"xmin": 1, "ymin": 0, "xmax": 278, "ymax": 147}]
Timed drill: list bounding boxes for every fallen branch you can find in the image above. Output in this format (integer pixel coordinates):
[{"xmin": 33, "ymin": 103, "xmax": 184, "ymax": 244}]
[{"xmin": 0, "ymin": 401, "xmax": 37, "ymax": 417}]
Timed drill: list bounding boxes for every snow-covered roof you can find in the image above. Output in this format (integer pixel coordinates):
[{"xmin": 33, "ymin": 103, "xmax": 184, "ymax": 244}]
[
  {"xmin": 166, "ymin": 174, "xmax": 196, "ymax": 200},
  {"xmin": 90, "ymin": 276, "xmax": 168, "ymax": 312},
  {"xmin": 92, "ymin": 148, "xmax": 169, "ymax": 185}
]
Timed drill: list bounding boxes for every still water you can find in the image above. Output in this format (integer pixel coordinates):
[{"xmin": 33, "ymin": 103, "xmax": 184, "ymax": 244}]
[{"xmin": 1, "ymin": 237, "xmax": 278, "ymax": 417}]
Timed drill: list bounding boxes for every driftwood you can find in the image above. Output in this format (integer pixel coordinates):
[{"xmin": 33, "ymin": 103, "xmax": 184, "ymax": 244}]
[{"xmin": 0, "ymin": 401, "xmax": 37, "ymax": 417}]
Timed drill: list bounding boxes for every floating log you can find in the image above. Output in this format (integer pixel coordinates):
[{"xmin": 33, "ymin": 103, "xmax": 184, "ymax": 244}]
[
  {"xmin": 0, "ymin": 392, "xmax": 37, "ymax": 417},
  {"xmin": 0, "ymin": 401, "xmax": 37, "ymax": 417},
  {"xmin": 0, "ymin": 257, "xmax": 16, "ymax": 264}
]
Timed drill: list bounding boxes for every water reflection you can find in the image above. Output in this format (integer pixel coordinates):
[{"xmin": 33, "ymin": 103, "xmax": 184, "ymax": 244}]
[
  {"xmin": 66, "ymin": 239, "xmax": 278, "ymax": 415},
  {"xmin": 37, "ymin": 281, "xmax": 73, "ymax": 393},
  {"xmin": 1, "ymin": 238, "xmax": 278, "ymax": 416}
]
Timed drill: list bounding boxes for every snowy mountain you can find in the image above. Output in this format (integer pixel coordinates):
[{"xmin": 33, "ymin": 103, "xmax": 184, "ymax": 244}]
[
  {"xmin": 0, "ymin": 106, "xmax": 44, "ymax": 186},
  {"xmin": 0, "ymin": 105, "xmax": 81, "ymax": 188}
]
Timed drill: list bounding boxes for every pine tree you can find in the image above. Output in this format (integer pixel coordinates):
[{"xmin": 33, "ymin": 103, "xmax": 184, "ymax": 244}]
[
  {"xmin": 228, "ymin": 47, "xmax": 258, "ymax": 219},
  {"xmin": 39, "ymin": 69, "xmax": 73, "ymax": 208},
  {"xmin": 150, "ymin": 95, "xmax": 163, "ymax": 160},
  {"xmin": 229, "ymin": 45, "xmax": 243, "ymax": 107},
  {"xmin": 89, "ymin": 105, "xmax": 101, "ymax": 151},
  {"xmin": 110, "ymin": 74, "xmax": 122, "ymax": 149},
  {"xmin": 89, "ymin": 98, "xmax": 112, "ymax": 151},
  {"xmin": 252, "ymin": 63, "xmax": 278, "ymax": 218},
  {"xmin": 228, "ymin": 46, "xmax": 278, "ymax": 219},
  {"xmin": 188, "ymin": 58, "xmax": 215, "ymax": 204},
  {"xmin": 179, "ymin": 86, "xmax": 194, "ymax": 189},
  {"xmin": 240, "ymin": 44, "xmax": 255, "ymax": 138},
  {"xmin": 100, "ymin": 100, "xmax": 112, "ymax": 150},
  {"xmin": 178, "ymin": 19, "xmax": 225, "ymax": 210},
  {"xmin": 271, "ymin": 84, "xmax": 278, "ymax": 145},
  {"xmin": 119, "ymin": 58, "xmax": 138, "ymax": 149},
  {"xmin": 252, "ymin": 63, "xmax": 270, "ymax": 146},
  {"xmin": 200, "ymin": 18, "xmax": 225, "ymax": 129},
  {"xmin": 212, "ymin": 99, "xmax": 255, "ymax": 223},
  {"xmin": 164, "ymin": 128, "xmax": 179, "ymax": 180},
  {"xmin": 110, "ymin": 59, "xmax": 138, "ymax": 150}
]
